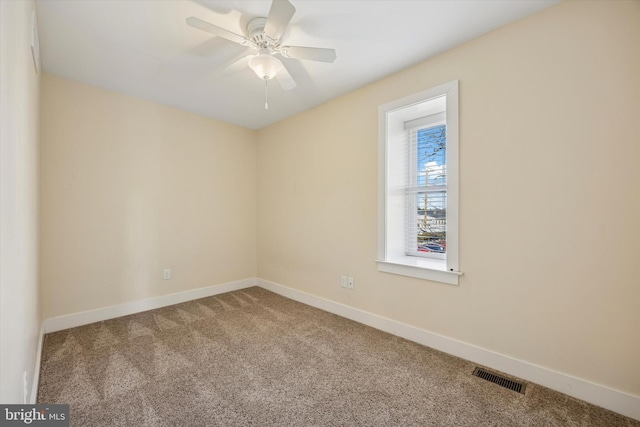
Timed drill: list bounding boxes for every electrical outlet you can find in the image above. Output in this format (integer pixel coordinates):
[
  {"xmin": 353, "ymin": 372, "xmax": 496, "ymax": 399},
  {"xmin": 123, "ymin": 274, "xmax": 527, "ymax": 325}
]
[
  {"xmin": 163, "ymin": 269, "xmax": 171, "ymax": 280},
  {"xmin": 340, "ymin": 275, "xmax": 347, "ymax": 288},
  {"xmin": 347, "ymin": 277, "xmax": 354, "ymax": 290}
]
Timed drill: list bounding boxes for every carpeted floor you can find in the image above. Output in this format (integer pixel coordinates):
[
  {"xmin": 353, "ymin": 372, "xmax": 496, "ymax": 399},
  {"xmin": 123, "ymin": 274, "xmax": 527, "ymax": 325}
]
[{"xmin": 37, "ymin": 287, "xmax": 638, "ymax": 426}]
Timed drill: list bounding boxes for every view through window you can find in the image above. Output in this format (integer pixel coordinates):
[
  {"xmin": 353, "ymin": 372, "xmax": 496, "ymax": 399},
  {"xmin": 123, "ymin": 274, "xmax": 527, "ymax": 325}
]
[{"xmin": 412, "ymin": 124, "xmax": 447, "ymax": 256}]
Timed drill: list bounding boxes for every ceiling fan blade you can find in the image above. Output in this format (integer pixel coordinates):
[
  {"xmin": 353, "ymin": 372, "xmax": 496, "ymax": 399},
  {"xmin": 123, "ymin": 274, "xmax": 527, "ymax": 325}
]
[
  {"xmin": 264, "ymin": 0, "xmax": 296, "ymax": 41},
  {"xmin": 281, "ymin": 46, "xmax": 337, "ymax": 63},
  {"xmin": 186, "ymin": 17, "xmax": 248, "ymax": 46},
  {"xmin": 220, "ymin": 54, "xmax": 254, "ymax": 75},
  {"xmin": 276, "ymin": 63, "xmax": 297, "ymax": 90}
]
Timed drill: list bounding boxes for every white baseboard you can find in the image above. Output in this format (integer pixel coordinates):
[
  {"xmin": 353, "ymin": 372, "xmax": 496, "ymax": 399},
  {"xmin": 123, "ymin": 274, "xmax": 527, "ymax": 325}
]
[
  {"xmin": 30, "ymin": 322, "xmax": 45, "ymax": 404},
  {"xmin": 43, "ymin": 278, "xmax": 256, "ymax": 333},
  {"xmin": 257, "ymin": 278, "xmax": 640, "ymax": 422}
]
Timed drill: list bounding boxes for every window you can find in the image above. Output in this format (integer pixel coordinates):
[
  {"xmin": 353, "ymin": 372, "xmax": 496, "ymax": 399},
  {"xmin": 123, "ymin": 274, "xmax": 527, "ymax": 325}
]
[
  {"xmin": 377, "ymin": 81, "xmax": 462, "ymax": 285},
  {"xmin": 408, "ymin": 119, "xmax": 447, "ymax": 259}
]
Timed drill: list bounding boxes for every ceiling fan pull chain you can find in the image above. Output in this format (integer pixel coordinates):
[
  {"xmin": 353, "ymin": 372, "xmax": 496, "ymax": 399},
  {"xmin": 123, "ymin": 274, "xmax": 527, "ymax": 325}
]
[{"xmin": 264, "ymin": 78, "xmax": 269, "ymax": 110}]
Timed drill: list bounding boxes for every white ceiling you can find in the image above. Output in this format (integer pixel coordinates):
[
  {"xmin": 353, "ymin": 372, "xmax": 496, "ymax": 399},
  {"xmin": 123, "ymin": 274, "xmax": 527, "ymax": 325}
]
[{"xmin": 35, "ymin": 0, "xmax": 558, "ymax": 130}]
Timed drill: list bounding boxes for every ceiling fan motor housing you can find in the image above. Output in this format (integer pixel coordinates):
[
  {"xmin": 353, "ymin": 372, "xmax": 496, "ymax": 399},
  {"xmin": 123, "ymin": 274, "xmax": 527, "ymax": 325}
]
[{"xmin": 247, "ymin": 17, "xmax": 281, "ymax": 54}]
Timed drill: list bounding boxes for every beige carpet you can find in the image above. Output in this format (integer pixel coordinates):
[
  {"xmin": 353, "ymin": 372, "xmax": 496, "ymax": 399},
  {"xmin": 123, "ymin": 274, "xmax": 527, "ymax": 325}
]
[{"xmin": 37, "ymin": 287, "xmax": 638, "ymax": 426}]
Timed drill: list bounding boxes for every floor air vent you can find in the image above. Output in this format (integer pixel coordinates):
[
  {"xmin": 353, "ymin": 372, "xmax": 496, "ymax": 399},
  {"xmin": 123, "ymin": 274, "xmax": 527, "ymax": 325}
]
[{"xmin": 472, "ymin": 367, "xmax": 526, "ymax": 394}]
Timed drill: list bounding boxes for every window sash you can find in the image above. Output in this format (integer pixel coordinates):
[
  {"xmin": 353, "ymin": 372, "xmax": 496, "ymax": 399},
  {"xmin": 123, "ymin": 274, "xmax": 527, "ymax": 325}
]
[{"xmin": 406, "ymin": 122, "xmax": 447, "ymax": 260}]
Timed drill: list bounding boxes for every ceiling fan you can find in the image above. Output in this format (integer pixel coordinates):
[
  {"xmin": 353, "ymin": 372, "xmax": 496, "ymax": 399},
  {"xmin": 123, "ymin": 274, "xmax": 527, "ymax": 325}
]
[{"xmin": 186, "ymin": 0, "xmax": 337, "ymax": 108}]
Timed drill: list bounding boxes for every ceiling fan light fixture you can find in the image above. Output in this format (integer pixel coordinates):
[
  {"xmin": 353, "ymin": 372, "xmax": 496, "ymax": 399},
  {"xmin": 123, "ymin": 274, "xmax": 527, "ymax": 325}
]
[{"xmin": 248, "ymin": 53, "xmax": 283, "ymax": 80}]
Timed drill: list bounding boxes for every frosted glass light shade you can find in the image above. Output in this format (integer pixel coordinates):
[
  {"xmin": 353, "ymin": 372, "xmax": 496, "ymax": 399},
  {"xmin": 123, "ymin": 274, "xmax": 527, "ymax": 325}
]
[{"xmin": 249, "ymin": 54, "xmax": 283, "ymax": 80}]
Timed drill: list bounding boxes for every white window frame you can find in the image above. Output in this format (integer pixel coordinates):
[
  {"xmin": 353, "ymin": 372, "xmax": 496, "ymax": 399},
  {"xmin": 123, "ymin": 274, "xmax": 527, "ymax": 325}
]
[{"xmin": 377, "ymin": 80, "xmax": 462, "ymax": 285}]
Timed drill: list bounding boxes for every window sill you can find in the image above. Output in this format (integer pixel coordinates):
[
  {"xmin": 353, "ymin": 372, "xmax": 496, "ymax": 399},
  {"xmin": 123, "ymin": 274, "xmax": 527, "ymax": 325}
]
[{"xmin": 376, "ymin": 257, "xmax": 462, "ymax": 285}]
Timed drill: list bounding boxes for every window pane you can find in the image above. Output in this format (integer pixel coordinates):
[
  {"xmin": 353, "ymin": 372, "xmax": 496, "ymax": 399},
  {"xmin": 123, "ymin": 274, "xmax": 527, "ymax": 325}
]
[
  {"xmin": 416, "ymin": 124, "xmax": 446, "ymax": 255},
  {"xmin": 416, "ymin": 191, "xmax": 446, "ymax": 254},
  {"xmin": 417, "ymin": 125, "xmax": 446, "ymax": 187}
]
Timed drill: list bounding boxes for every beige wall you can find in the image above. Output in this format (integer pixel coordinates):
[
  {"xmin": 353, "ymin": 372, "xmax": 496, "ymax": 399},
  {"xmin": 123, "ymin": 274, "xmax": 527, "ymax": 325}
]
[
  {"xmin": 40, "ymin": 74, "xmax": 256, "ymax": 318},
  {"xmin": 257, "ymin": 0, "xmax": 640, "ymax": 397},
  {"xmin": 0, "ymin": 0, "xmax": 41, "ymax": 403}
]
